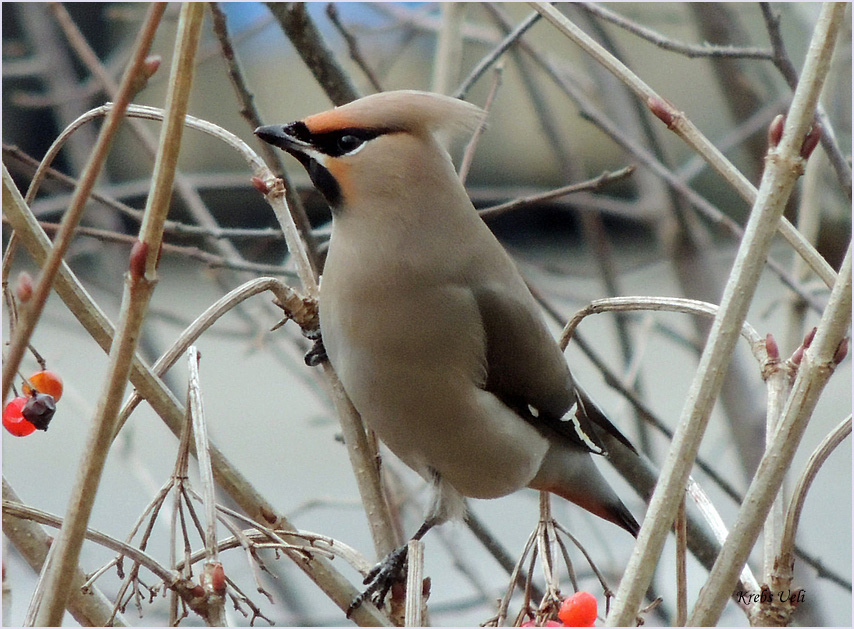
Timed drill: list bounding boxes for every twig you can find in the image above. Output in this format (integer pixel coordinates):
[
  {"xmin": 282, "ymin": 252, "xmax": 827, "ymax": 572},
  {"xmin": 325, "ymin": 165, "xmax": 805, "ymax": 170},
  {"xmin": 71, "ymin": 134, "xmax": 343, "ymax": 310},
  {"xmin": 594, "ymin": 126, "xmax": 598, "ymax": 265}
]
[
  {"xmin": 325, "ymin": 3, "xmax": 384, "ymax": 92},
  {"xmin": 405, "ymin": 539, "xmax": 425, "ymax": 627},
  {"xmin": 529, "ymin": 2, "xmax": 838, "ymax": 291},
  {"xmin": 208, "ymin": 1, "xmax": 320, "ymax": 274},
  {"xmin": 484, "ymin": 7, "xmax": 825, "ymax": 313},
  {"xmin": 493, "ymin": 527, "xmax": 538, "ymax": 626},
  {"xmin": 675, "ymin": 495, "xmax": 687, "ymax": 626},
  {"xmin": 760, "ymin": 2, "xmax": 852, "ymax": 200},
  {"xmin": 3, "ymin": 493, "xmax": 245, "ymax": 626},
  {"xmin": 31, "ymin": 7, "xmax": 203, "ymax": 624},
  {"xmin": 3, "ymin": 144, "xmax": 283, "ymax": 239},
  {"xmin": 539, "ymin": 292, "xmax": 748, "ymax": 504},
  {"xmin": 762, "ymin": 336, "xmax": 792, "ymax": 588},
  {"xmin": 560, "ymin": 296, "xmax": 763, "ymax": 357},
  {"xmin": 3, "ymin": 496, "xmax": 182, "ymax": 587},
  {"xmin": 432, "ymin": 3, "xmax": 467, "ymax": 95},
  {"xmin": 50, "ymin": 1, "xmax": 288, "ymax": 343},
  {"xmin": 609, "ymin": 5, "xmax": 848, "ymax": 624},
  {"xmin": 693, "ymin": 242, "xmax": 851, "ymax": 624},
  {"xmin": 9, "ymin": 217, "xmax": 297, "ymax": 278},
  {"xmin": 117, "ymin": 277, "xmax": 314, "ymax": 433},
  {"xmin": 751, "ymin": 414, "xmax": 852, "ymax": 625},
  {"xmin": 781, "ymin": 415, "xmax": 852, "ymax": 568},
  {"xmin": 454, "ymin": 9, "xmax": 541, "ymax": 100},
  {"xmin": 2, "ymin": 478, "xmax": 131, "ymax": 627},
  {"xmin": 459, "ymin": 62, "xmax": 503, "ymax": 185},
  {"xmin": 265, "ymin": 2, "xmax": 360, "ymax": 106},
  {"xmin": 684, "ymin": 477, "xmax": 759, "ymax": 594},
  {"xmin": 1, "ymin": 5, "xmax": 164, "ymax": 406},
  {"xmin": 464, "ymin": 511, "xmax": 541, "ymax": 600},
  {"xmin": 580, "ymin": 2, "xmax": 775, "ymax": 59},
  {"xmin": 186, "ymin": 348, "xmax": 219, "ymax": 562},
  {"xmin": 479, "ymin": 166, "xmax": 635, "ymax": 219}
]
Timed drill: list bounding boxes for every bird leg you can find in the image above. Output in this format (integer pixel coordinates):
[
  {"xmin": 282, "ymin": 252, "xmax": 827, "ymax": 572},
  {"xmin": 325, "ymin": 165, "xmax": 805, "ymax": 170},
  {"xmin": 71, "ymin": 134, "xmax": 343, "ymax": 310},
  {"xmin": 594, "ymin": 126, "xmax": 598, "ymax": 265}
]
[{"xmin": 347, "ymin": 518, "xmax": 437, "ymax": 617}]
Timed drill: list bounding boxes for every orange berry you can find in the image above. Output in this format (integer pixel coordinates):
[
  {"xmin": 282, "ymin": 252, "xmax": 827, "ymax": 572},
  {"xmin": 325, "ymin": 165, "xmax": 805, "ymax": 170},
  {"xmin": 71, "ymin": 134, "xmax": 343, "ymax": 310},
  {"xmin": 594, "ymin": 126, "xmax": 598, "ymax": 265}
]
[
  {"xmin": 558, "ymin": 591, "xmax": 598, "ymax": 627},
  {"xmin": 23, "ymin": 370, "xmax": 63, "ymax": 401}
]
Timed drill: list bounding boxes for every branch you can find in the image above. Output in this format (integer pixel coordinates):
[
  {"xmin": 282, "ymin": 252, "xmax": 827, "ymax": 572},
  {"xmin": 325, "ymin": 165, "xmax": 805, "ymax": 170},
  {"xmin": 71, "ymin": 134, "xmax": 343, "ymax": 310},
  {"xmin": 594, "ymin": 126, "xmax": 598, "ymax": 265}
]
[
  {"xmin": 31, "ymin": 7, "xmax": 203, "ymax": 624},
  {"xmin": 1, "ymin": 4, "xmax": 164, "ymax": 405},
  {"xmin": 608, "ymin": 4, "xmax": 848, "ymax": 623},
  {"xmin": 265, "ymin": 2, "xmax": 360, "ymax": 105},
  {"xmin": 580, "ymin": 2, "xmax": 774, "ymax": 59},
  {"xmin": 529, "ymin": 2, "xmax": 838, "ymax": 290}
]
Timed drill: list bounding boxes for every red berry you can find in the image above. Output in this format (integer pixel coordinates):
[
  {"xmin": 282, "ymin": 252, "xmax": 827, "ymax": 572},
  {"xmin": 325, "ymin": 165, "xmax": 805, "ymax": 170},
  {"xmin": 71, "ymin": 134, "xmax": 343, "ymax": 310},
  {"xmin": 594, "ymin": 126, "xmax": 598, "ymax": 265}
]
[
  {"xmin": 3, "ymin": 397, "xmax": 36, "ymax": 437},
  {"xmin": 22, "ymin": 370, "xmax": 63, "ymax": 401},
  {"xmin": 558, "ymin": 591, "xmax": 598, "ymax": 627}
]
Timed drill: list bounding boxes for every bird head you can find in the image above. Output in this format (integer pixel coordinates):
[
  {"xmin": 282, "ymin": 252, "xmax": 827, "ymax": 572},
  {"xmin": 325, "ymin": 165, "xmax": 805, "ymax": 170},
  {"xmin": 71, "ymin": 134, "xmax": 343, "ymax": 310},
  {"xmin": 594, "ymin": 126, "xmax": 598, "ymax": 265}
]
[{"xmin": 255, "ymin": 90, "xmax": 485, "ymax": 211}]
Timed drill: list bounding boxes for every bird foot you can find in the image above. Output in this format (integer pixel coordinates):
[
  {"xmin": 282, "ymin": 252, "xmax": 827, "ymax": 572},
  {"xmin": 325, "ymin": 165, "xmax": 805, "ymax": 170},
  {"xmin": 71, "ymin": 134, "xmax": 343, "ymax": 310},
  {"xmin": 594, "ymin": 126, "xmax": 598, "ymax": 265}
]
[{"xmin": 347, "ymin": 545, "xmax": 408, "ymax": 618}]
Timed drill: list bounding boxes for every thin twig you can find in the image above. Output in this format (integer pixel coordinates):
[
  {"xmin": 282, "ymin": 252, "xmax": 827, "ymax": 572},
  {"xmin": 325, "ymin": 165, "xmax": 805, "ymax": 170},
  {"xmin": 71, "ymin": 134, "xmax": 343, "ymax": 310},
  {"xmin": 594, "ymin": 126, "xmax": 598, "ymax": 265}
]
[
  {"xmin": 454, "ymin": 9, "xmax": 541, "ymax": 100},
  {"xmin": 3, "ymin": 498, "xmax": 182, "ymax": 587},
  {"xmin": 580, "ymin": 2, "xmax": 774, "ymax": 59},
  {"xmin": 485, "ymin": 6, "xmax": 826, "ymax": 312},
  {"xmin": 186, "ymin": 347, "xmax": 219, "ymax": 561},
  {"xmin": 325, "ymin": 3, "xmax": 384, "ymax": 92},
  {"xmin": 2, "ymin": 478, "xmax": 131, "ymax": 627},
  {"xmin": 9, "ymin": 218, "xmax": 297, "ymax": 278},
  {"xmin": 208, "ymin": 1, "xmax": 320, "ymax": 273},
  {"xmin": 693, "ymin": 242, "xmax": 851, "ymax": 624},
  {"xmin": 479, "ymin": 166, "xmax": 635, "ymax": 219},
  {"xmin": 779, "ymin": 414, "xmax": 852, "ymax": 578},
  {"xmin": 750, "ymin": 414, "xmax": 852, "ymax": 625},
  {"xmin": 675, "ymin": 495, "xmax": 687, "ymax": 626},
  {"xmin": 459, "ymin": 62, "xmax": 503, "ymax": 185},
  {"xmin": 51, "ymin": 0, "xmax": 289, "ymax": 347},
  {"xmin": 265, "ymin": 2, "xmax": 360, "ymax": 106},
  {"xmin": 560, "ymin": 296, "xmax": 763, "ymax": 357},
  {"xmin": 432, "ymin": 3, "xmax": 467, "ymax": 95},
  {"xmin": 117, "ymin": 277, "xmax": 314, "ymax": 433},
  {"xmin": 684, "ymin": 477, "xmax": 759, "ymax": 594},
  {"xmin": 760, "ymin": 2, "xmax": 852, "ymax": 200},
  {"xmin": 404, "ymin": 539, "xmax": 425, "ymax": 627}
]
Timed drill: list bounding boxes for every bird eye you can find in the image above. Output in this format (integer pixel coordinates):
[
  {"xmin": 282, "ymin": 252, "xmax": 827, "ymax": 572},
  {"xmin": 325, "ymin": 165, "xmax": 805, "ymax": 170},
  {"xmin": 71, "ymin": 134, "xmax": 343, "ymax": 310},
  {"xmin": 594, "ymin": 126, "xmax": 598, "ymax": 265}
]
[{"xmin": 337, "ymin": 134, "xmax": 364, "ymax": 154}]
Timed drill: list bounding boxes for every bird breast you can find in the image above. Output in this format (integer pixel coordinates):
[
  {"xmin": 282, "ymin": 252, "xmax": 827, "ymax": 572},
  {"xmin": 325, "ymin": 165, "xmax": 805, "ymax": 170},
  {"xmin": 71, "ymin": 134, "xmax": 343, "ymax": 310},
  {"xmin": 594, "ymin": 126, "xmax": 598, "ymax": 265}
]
[{"xmin": 319, "ymin": 242, "xmax": 550, "ymax": 499}]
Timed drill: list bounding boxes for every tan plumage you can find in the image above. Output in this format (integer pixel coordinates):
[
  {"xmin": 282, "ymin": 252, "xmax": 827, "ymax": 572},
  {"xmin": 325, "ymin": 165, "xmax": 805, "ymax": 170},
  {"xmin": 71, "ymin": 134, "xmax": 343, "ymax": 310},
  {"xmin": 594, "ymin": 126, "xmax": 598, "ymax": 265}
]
[{"xmin": 256, "ymin": 90, "xmax": 640, "ymax": 542}]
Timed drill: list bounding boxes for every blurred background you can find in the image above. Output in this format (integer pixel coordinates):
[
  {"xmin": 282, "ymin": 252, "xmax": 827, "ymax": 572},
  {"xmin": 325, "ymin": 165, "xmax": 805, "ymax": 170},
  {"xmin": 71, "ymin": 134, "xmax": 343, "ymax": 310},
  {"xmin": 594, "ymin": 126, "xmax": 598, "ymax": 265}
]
[{"xmin": 2, "ymin": 3, "xmax": 851, "ymax": 626}]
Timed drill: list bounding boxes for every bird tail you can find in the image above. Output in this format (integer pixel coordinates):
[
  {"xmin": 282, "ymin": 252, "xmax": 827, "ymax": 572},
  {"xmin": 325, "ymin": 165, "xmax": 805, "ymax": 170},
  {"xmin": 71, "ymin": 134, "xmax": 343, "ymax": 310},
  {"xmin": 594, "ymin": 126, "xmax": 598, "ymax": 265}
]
[
  {"xmin": 574, "ymin": 384, "xmax": 638, "ymax": 455},
  {"xmin": 531, "ymin": 444, "xmax": 640, "ymax": 537}
]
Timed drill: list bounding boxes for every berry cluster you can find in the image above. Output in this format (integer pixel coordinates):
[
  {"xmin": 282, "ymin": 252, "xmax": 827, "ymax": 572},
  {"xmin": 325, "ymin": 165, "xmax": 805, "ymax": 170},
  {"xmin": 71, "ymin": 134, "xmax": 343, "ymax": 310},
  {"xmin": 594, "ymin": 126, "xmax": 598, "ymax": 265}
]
[
  {"xmin": 3, "ymin": 370, "xmax": 63, "ymax": 437},
  {"xmin": 522, "ymin": 591, "xmax": 598, "ymax": 627}
]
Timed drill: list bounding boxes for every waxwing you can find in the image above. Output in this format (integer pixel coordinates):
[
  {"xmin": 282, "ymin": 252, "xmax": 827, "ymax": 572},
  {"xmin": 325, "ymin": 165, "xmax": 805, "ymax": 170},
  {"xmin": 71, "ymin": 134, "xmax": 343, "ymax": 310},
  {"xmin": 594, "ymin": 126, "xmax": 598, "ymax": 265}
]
[{"xmin": 256, "ymin": 90, "xmax": 640, "ymax": 604}]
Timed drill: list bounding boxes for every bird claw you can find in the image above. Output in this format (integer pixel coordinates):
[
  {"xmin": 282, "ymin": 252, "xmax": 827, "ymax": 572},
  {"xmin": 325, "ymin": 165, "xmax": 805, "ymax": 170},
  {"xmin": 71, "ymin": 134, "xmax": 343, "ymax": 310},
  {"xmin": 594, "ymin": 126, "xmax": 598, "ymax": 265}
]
[
  {"xmin": 346, "ymin": 545, "xmax": 408, "ymax": 618},
  {"xmin": 304, "ymin": 337, "xmax": 327, "ymax": 366}
]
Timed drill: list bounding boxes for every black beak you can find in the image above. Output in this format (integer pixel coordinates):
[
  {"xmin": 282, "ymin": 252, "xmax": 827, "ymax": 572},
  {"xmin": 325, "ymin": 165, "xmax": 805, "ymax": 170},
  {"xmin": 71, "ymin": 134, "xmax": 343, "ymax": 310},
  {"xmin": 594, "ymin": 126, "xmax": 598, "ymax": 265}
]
[{"xmin": 255, "ymin": 124, "xmax": 306, "ymax": 153}]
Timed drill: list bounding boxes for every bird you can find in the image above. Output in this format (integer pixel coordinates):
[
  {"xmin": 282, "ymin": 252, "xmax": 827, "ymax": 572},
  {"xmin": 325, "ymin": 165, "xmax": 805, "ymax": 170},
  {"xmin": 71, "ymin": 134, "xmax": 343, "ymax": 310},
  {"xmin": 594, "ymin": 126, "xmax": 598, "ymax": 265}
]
[{"xmin": 255, "ymin": 90, "xmax": 640, "ymax": 610}]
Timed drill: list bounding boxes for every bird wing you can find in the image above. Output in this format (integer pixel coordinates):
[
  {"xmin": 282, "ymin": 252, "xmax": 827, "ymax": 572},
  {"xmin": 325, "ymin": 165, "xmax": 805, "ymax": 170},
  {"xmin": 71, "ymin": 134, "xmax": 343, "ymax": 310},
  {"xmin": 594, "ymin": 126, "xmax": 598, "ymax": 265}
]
[{"xmin": 472, "ymin": 284, "xmax": 637, "ymax": 456}]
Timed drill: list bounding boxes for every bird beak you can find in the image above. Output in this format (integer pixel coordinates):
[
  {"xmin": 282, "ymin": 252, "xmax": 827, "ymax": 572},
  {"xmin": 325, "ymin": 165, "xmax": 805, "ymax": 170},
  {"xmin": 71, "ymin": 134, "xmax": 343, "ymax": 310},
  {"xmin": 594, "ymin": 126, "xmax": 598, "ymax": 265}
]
[{"xmin": 254, "ymin": 124, "xmax": 310, "ymax": 156}]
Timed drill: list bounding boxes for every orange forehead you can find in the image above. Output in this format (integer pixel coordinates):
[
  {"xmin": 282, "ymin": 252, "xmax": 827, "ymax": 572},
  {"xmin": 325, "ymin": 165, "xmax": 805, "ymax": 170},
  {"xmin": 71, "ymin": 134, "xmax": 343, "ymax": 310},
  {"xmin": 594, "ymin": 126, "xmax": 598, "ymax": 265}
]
[{"xmin": 303, "ymin": 109, "xmax": 357, "ymax": 134}]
